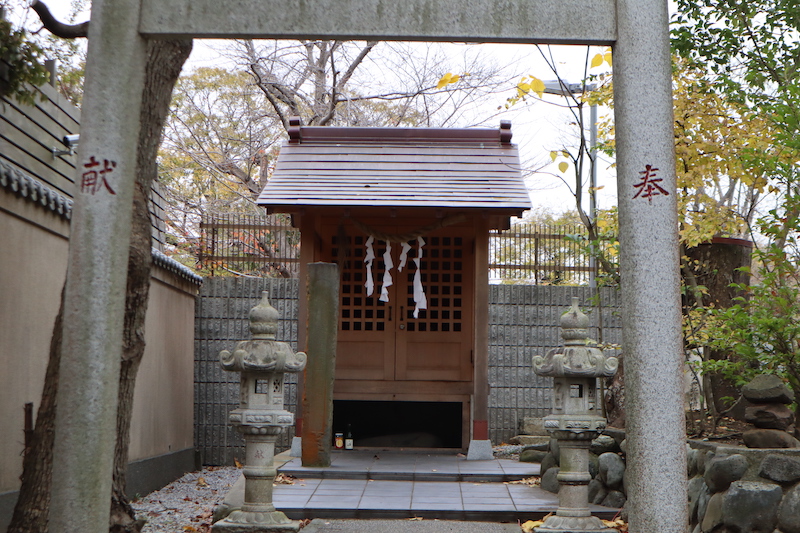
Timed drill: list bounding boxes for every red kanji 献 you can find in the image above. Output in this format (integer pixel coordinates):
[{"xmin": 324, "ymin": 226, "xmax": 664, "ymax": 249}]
[
  {"xmin": 632, "ymin": 164, "xmax": 668, "ymax": 203},
  {"xmin": 81, "ymin": 156, "xmax": 117, "ymax": 195}
]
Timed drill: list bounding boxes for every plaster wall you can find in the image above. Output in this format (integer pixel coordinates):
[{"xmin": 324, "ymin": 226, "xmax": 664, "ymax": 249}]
[
  {"xmin": 129, "ymin": 272, "xmax": 197, "ymax": 461},
  {"xmin": 0, "ymin": 190, "xmax": 198, "ymax": 495},
  {"xmin": 0, "ymin": 193, "xmax": 69, "ymax": 494}
]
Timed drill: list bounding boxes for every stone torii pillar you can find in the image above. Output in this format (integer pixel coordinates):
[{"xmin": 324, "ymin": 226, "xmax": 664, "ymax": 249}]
[
  {"xmin": 613, "ymin": 1, "xmax": 687, "ymax": 531},
  {"xmin": 49, "ymin": 0, "xmax": 148, "ymax": 531}
]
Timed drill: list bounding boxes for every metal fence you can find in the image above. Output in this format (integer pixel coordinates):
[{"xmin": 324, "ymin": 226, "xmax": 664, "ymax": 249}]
[
  {"xmin": 198, "ymin": 214, "xmax": 301, "ymax": 278},
  {"xmin": 489, "ymin": 223, "xmax": 597, "ymax": 285},
  {"xmin": 199, "ymin": 216, "xmax": 601, "ymax": 284}
]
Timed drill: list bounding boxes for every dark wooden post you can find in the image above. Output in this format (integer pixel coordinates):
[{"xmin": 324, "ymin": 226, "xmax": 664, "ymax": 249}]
[{"xmin": 301, "ymin": 262, "xmax": 339, "ymax": 467}]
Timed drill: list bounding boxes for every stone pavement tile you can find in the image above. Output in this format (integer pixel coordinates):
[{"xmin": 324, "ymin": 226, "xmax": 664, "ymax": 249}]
[
  {"xmin": 316, "ymin": 479, "xmax": 368, "ymax": 487},
  {"xmin": 461, "ymin": 496, "xmax": 514, "ymax": 502},
  {"xmin": 461, "ymin": 483, "xmax": 509, "ymax": 496},
  {"xmin": 314, "ymin": 489, "xmax": 366, "ymax": 497},
  {"xmin": 411, "ymin": 496, "xmax": 463, "ymax": 504},
  {"xmin": 308, "ymin": 495, "xmax": 362, "ymax": 506},
  {"xmin": 410, "ymin": 500, "xmax": 463, "ymax": 511},
  {"xmin": 413, "ymin": 483, "xmax": 461, "ymax": 498},
  {"xmin": 358, "ymin": 497, "xmax": 413, "ymax": 510},
  {"xmin": 499, "ymin": 461, "xmax": 540, "ymax": 475}
]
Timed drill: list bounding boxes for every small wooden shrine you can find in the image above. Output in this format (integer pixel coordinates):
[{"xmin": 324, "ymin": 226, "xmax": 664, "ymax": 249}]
[{"xmin": 257, "ymin": 118, "xmax": 531, "ymax": 451}]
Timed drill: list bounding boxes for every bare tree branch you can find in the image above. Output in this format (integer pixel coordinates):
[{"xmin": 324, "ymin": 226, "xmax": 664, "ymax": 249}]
[{"xmin": 30, "ymin": 0, "xmax": 88, "ymax": 38}]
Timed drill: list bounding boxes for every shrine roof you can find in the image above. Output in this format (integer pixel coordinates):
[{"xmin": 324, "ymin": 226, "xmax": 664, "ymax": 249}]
[{"xmin": 257, "ymin": 119, "xmax": 532, "ymax": 213}]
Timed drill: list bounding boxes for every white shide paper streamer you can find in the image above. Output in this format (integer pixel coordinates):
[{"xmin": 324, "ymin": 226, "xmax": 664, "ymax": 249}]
[
  {"xmin": 412, "ymin": 236, "xmax": 427, "ymax": 318},
  {"xmin": 379, "ymin": 241, "xmax": 393, "ymax": 302},
  {"xmin": 364, "ymin": 236, "xmax": 375, "ymax": 296}
]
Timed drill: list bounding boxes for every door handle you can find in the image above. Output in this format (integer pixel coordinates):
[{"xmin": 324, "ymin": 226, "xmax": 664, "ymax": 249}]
[{"xmin": 399, "ymin": 324, "xmax": 406, "ymax": 330}]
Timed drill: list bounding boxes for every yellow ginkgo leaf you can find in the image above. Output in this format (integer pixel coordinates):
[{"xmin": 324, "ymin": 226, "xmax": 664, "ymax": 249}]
[
  {"xmin": 591, "ymin": 53, "xmax": 604, "ymax": 68},
  {"xmin": 436, "ymin": 73, "xmax": 453, "ymax": 89},
  {"xmin": 558, "ymin": 161, "xmax": 569, "ymax": 173},
  {"xmin": 549, "ymin": 151, "xmax": 558, "ymax": 162},
  {"xmin": 521, "ymin": 520, "xmax": 544, "ymax": 533},
  {"xmin": 530, "ymin": 77, "xmax": 546, "ymax": 97},
  {"xmin": 604, "ymin": 52, "xmax": 613, "ymax": 66},
  {"xmin": 450, "ymin": 74, "xmax": 460, "ymax": 84}
]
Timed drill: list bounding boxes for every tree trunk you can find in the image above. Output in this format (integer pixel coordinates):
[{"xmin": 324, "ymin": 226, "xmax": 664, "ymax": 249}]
[
  {"xmin": 7, "ymin": 39, "xmax": 191, "ymax": 533},
  {"xmin": 684, "ymin": 237, "xmax": 753, "ymax": 420},
  {"xmin": 109, "ymin": 38, "xmax": 193, "ymax": 533}
]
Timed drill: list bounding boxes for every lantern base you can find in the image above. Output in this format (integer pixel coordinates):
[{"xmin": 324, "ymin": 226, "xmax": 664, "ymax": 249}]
[
  {"xmin": 534, "ymin": 514, "xmax": 617, "ymax": 532},
  {"xmin": 212, "ymin": 509, "xmax": 300, "ymax": 533}
]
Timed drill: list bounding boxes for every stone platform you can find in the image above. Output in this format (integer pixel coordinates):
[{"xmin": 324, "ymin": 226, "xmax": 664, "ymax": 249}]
[{"xmin": 270, "ymin": 451, "xmax": 619, "ymax": 522}]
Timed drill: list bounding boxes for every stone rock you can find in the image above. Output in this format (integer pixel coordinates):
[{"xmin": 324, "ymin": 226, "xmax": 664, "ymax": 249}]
[
  {"xmin": 598, "ymin": 452, "xmax": 625, "ymax": 490},
  {"xmin": 688, "ymin": 476, "xmax": 709, "ymax": 525},
  {"xmin": 549, "ymin": 437, "xmax": 560, "ymax": 459},
  {"xmin": 590, "ymin": 435, "xmax": 619, "ymax": 455},
  {"xmin": 759, "ymin": 453, "xmax": 800, "ymax": 484},
  {"xmin": 722, "ymin": 481, "xmax": 783, "ymax": 533},
  {"xmin": 744, "ymin": 428, "xmax": 800, "ymax": 449},
  {"xmin": 540, "ymin": 452, "xmax": 558, "ymax": 474},
  {"xmin": 742, "ymin": 374, "xmax": 795, "ymax": 404},
  {"xmin": 520, "ymin": 417, "xmax": 548, "ymax": 436},
  {"xmin": 522, "ymin": 441, "xmax": 550, "ymax": 452},
  {"xmin": 688, "ymin": 447, "xmax": 699, "ymax": 477},
  {"xmin": 589, "ymin": 453, "xmax": 600, "ymax": 480},
  {"xmin": 519, "ymin": 449, "xmax": 549, "ymax": 464},
  {"xmin": 696, "ymin": 481, "xmax": 712, "ymax": 528},
  {"xmin": 746, "ymin": 403, "xmax": 796, "ymax": 430},
  {"xmin": 778, "ymin": 483, "xmax": 800, "ymax": 533},
  {"xmin": 540, "ymin": 466, "xmax": 560, "ymax": 494},
  {"xmin": 618, "ymin": 500, "xmax": 629, "ymax": 522},
  {"xmin": 701, "ymin": 492, "xmax": 724, "ymax": 533},
  {"xmin": 619, "ymin": 438, "xmax": 627, "ymax": 455},
  {"xmin": 698, "ymin": 450, "xmax": 713, "ymax": 475},
  {"xmin": 588, "ymin": 478, "xmax": 608, "ymax": 505},
  {"xmin": 601, "ymin": 490, "xmax": 626, "ymax": 508},
  {"xmin": 704, "ymin": 454, "xmax": 749, "ymax": 493}
]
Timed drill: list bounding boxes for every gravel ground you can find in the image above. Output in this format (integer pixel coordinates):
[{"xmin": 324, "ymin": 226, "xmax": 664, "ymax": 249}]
[
  {"xmin": 131, "ymin": 466, "xmax": 242, "ymax": 533},
  {"xmin": 130, "ymin": 446, "xmax": 524, "ymax": 532}
]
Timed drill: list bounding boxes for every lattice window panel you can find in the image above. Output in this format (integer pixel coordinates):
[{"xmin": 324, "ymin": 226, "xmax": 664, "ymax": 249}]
[
  {"xmin": 332, "ymin": 234, "xmax": 389, "ymax": 333},
  {"xmin": 404, "ymin": 236, "xmax": 465, "ymax": 333}
]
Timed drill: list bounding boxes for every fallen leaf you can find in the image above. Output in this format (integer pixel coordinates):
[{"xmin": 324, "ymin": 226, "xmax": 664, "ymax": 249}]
[
  {"xmin": 196, "ymin": 477, "xmax": 209, "ymax": 488},
  {"xmin": 521, "ymin": 519, "xmax": 544, "ymax": 533},
  {"xmin": 274, "ymin": 473, "xmax": 296, "ymax": 485},
  {"xmin": 409, "ymin": 517, "xmax": 423, "ymax": 521},
  {"xmin": 234, "ymin": 458, "xmax": 243, "ymax": 468}
]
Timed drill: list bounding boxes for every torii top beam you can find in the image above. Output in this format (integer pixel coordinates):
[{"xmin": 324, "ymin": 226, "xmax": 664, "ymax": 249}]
[{"xmin": 139, "ymin": 0, "xmax": 616, "ymax": 44}]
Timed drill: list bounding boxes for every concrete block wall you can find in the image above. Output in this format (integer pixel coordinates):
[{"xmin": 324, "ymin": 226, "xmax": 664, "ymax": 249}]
[
  {"xmin": 194, "ymin": 277, "xmax": 299, "ymax": 465},
  {"xmin": 194, "ymin": 279, "xmax": 621, "ymax": 463},
  {"xmin": 488, "ymin": 285, "xmax": 621, "ymax": 444}
]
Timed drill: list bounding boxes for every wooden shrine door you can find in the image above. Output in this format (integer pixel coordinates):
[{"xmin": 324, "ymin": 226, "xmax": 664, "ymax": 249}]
[{"xmin": 322, "ymin": 220, "xmax": 474, "ymax": 385}]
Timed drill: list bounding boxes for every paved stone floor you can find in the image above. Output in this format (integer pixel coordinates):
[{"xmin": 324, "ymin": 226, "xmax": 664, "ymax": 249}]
[{"xmin": 274, "ymin": 451, "xmax": 619, "ymax": 522}]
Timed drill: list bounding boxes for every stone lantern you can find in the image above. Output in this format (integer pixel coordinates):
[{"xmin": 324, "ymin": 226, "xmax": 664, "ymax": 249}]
[
  {"xmin": 213, "ymin": 291, "xmax": 307, "ymax": 533},
  {"xmin": 532, "ymin": 297, "xmax": 619, "ymax": 533}
]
